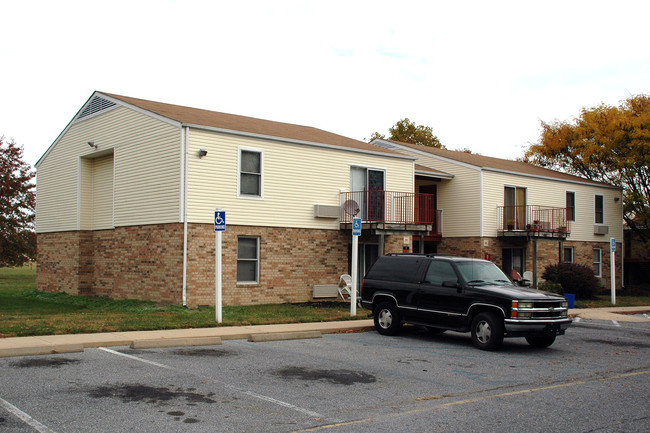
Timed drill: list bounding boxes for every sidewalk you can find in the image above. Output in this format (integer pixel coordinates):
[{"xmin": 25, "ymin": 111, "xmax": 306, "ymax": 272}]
[{"xmin": 1, "ymin": 307, "xmax": 648, "ymax": 359}]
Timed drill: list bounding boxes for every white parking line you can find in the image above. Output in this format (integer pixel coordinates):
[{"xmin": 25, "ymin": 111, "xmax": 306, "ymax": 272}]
[
  {"xmin": 0, "ymin": 396, "xmax": 58, "ymax": 433},
  {"xmin": 97, "ymin": 347, "xmax": 327, "ymax": 421},
  {"xmin": 611, "ymin": 320, "xmax": 621, "ymax": 327},
  {"xmin": 98, "ymin": 347, "xmax": 174, "ymax": 369}
]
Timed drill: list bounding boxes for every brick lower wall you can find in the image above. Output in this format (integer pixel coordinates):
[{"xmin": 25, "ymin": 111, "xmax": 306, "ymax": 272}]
[
  {"xmin": 440, "ymin": 236, "xmax": 623, "ymax": 291},
  {"xmin": 37, "ymin": 223, "xmax": 355, "ymax": 307},
  {"xmin": 185, "ymin": 224, "xmax": 350, "ymax": 307},
  {"xmin": 38, "ymin": 225, "xmax": 184, "ymax": 304}
]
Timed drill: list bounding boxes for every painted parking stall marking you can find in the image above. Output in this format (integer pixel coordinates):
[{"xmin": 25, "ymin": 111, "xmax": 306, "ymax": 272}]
[
  {"xmin": 97, "ymin": 346, "xmax": 328, "ymax": 421},
  {"xmin": 0, "ymin": 396, "xmax": 58, "ymax": 433}
]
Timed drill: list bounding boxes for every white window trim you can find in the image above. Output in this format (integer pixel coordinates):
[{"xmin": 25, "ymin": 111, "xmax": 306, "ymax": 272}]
[
  {"xmin": 594, "ymin": 193, "xmax": 604, "ymax": 225},
  {"xmin": 238, "ymin": 146, "xmax": 264, "ymax": 200},
  {"xmin": 565, "ymin": 190, "xmax": 576, "ymax": 222},
  {"xmin": 593, "ymin": 247, "xmax": 602, "ymax": 277},
  {"xmin": 237, "ymin": 236, "xmax": 260, "ymax": 284}
]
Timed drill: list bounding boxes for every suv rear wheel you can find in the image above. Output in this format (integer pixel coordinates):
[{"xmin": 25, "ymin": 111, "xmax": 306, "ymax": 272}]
[
  {"xmin": 373, "ymin": 302, "xmax": 402, "ymax": 335},
  {"xmin": 470, "ymin": 312, "xmax": 504, "ymax": 351}
]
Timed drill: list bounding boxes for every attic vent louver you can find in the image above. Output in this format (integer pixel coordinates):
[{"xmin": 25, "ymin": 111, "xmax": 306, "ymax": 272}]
[
  {"xmin": 372, "ymin": 140, "xmax": 400, "ymax": 151},
  {"xmin": 76, "ymin": 96, "xmax": 117, "ymax": 121}
]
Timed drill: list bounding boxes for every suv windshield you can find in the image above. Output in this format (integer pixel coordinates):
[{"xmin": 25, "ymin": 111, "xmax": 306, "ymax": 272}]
[{"xmin": 455, "ymin": 261, "xmax": 513, "ymax": 286}]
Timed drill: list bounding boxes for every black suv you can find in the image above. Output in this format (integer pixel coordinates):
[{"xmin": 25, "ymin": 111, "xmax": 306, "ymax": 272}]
[{"xmin": 360, "ymin": 254, "xmax": 572, "ymax": 351}]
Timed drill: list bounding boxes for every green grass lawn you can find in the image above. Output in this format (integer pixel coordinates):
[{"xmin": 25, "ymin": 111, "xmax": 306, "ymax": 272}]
[
  {"xmin": 2, "ymin": 266, "xmax": 648, "ymax": 338},
  {"xmin": 0, "ymin": 266, "xmax": 365, "ymax": 338}
]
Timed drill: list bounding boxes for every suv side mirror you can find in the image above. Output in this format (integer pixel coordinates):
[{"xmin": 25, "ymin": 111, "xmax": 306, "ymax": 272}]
[{"xmin": 442, "ymin": 280, "xmax": 461, "ymax": 290}]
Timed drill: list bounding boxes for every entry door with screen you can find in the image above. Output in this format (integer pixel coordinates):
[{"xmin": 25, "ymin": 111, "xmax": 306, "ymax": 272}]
[{"xmin": 351, "ymin": 167, "xmax": 385, "ymax": 221}]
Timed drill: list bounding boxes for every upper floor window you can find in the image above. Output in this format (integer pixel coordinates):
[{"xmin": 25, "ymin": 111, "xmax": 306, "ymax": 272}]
[
  {"xmin": 595, "ymin": 194, "xmax": 604, "ymax": 224},
  {"xmin": 239, "ymin": 148, "xmax": 263, "ymax": 198},
  {"xmin": 566, "ymin": 191, "xmax": 575, "ymax": 222}
]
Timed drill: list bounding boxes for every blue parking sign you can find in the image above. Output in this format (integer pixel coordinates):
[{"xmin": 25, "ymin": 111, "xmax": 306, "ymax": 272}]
[
  {"xmin": 214, "ymin": 210, "xmax": 226, "ymax": 232},
  {"xmin": 352, "ymin": 217, "xmax": 362, "ymax": 236}
]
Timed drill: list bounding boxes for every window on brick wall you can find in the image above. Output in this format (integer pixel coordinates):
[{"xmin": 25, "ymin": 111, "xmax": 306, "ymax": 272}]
[
  {"xmin": 593, "ymin": 247, "xmax": 602, "ymax": 277},
  {"xmin": 237, "ymin": 237, "xmax": 260, "ymax": 283},
  {"xmin": 563, "ymin": 247, "xmax": 574, "ymax": 263}
]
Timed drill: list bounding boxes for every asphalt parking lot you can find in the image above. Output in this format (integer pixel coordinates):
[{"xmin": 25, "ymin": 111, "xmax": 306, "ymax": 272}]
[{"xmin": 1, "ymin": 318, "xmax": 649, "ymax": 433}]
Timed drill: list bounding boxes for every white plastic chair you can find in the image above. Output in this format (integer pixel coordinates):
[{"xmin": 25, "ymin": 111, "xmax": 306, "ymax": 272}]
[
  {"xmin": 522, "ymin": 271, "xmax": 533, "ymax": 287},
  {"xmin": 338, "ymin": 274, "xmax": 353, "ymax": 301}
]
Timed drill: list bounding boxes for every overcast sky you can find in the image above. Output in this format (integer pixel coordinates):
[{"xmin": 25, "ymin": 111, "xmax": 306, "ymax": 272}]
[{"xmin": 2, "ymin": 0, "xmax": 649, "ymax": 166}]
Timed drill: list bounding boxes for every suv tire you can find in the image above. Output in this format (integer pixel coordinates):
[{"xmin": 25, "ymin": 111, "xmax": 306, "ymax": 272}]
[
  {"xmin": 374, "ymin": 302, "xmax": 402, "ymax": 336},
  {"xmin": 470, "ymin": 312, "xmax": 504, "ymax": 351}
]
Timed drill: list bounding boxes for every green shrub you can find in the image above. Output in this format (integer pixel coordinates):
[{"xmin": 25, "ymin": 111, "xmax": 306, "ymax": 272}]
[
  {"xmin": 542, "ymin": 263, "xmax": 600, "ymax": 299},
  {"xmin": 537, "ymin": 280, "xmax": 564, "ymax": 295}
]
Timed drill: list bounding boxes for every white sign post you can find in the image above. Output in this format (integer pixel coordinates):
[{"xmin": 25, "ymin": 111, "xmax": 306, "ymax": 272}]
[
  {"xmin": 351, "ymin": 217, "xmax": 362, "ymax": 317},
  {"xmin": 610, "ymin": 237, "xmax": 616, "ymax": 305},
  {"xmin": 214, "ymin": 209, "xmax": 226, "ymax": 323}
]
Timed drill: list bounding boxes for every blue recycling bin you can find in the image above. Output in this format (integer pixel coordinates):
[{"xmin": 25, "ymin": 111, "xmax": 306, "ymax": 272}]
[{"xmin": 564, "ymin": 293, "xmax": 575, "ymax": 309}]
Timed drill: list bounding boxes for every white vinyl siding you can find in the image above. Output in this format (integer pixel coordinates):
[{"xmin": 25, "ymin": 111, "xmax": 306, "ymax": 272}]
[
  {"xmin": 79, "ymin": 153, "xmax": 114, "ymax": 230},
  {"xmin": 396, "ymin": 152, "xmax": 480, "ymax": 237},
  {"xmin": 482, "ymin": 171, "xmax": 622, "ymax": 242},
  {"xmin": 186, "ymin": 129, "xmax": 413, "ymax": 229},
  {"xmin": 36, "ymin": 106, "xmax": 181, "ymax": 233}
]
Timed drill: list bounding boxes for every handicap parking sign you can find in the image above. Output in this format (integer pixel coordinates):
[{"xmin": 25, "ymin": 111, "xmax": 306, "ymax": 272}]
[
  {"xmin": 214, "ymin": 210, "xmax": 226, "ymax": 232},
  {"xmin": 352, "ymin": 217, "xmax": 362, "ymax": 236}
]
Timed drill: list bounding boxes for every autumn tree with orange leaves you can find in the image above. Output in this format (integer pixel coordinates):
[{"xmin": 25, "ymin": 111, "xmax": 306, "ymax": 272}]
[
  {"xmin": 0, "ymin": 136, "xmax": 36, "ymax": 266},
  {"xmin": 525, "ymin": 94, "xmax": 650, "ymax": 247}
]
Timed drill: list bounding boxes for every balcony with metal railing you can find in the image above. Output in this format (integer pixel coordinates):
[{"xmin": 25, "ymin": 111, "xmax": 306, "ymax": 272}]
[
  {"xmin": 497, "ymin": 205, "xmax": 570, "ymax": 238},
  {"xmin": 340, "ymin": 191, "xmax": 442, "ymax": 235}
]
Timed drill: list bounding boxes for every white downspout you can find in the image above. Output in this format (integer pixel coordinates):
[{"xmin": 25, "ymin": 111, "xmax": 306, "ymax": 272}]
[
  {"xmin": 479, "ymin": 170, "xmax": 484, "ymax": 238},
  {"xmin": 181, "ymin": 127, "xmax": 190, "ymax": 307}
]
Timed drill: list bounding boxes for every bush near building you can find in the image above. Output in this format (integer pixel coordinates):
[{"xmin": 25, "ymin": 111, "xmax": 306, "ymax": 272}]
[{"xmin": 542, "ymin": 263, "xmax": 600, "ymax": 299}]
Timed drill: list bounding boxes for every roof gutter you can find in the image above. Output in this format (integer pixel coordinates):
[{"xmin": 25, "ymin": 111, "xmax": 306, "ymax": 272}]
[{"xmin": 181, "ymin": 123, "xmax": 417, "ymax": 161}]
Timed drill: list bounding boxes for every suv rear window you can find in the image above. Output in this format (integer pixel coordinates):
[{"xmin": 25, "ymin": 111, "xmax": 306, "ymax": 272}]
[{"xmin": 365, "ymin": 256, "xmax": 423, "ymax": 283}]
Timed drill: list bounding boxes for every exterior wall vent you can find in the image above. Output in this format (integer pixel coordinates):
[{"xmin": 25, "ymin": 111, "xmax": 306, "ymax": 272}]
[
  {"xmin": 75, "ymin": 96, "xmax": 118, "ymax": 122},
  {"xmin": 372, "ymin": 140, "xmax": 401, "ymax": 151}
]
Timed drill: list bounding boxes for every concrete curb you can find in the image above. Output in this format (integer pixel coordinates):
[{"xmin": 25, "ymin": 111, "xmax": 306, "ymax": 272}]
[
  {"xmin": 0, "ymin": 320, "xmax": 374, "ymax": 358},
  {"xmin": 0, "ymin": 343, "xmax": 85, "ymax": 358},
  {"xmin": 248, "ymin": 331, "xmax": 322, "ymax": 343},
  {"xmin": 130, "ymin": 336, "xmax": 222, "ymax": 349}
]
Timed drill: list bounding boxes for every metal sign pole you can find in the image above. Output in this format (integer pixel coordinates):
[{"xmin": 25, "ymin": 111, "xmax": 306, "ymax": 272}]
[
  {"xmin": 351, "ymin": 217, "xmax": 361, "ymax": 317},
  {"xmin": 610, "ymin": 237, "xmax": 616, "ymax": 305},
  {"xmin": 214, "ymin": 209, "xmax": 226, "ymax": 323},
  {"xmin": 216, "ymin": 229, "xmax": 222, "ymax": 323}
]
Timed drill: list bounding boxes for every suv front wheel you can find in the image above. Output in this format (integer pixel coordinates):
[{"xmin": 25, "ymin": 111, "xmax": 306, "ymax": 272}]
[
  {"xmin": 373, "ymin": 302, "xmax": 402, "ymax": 335},
  {"xmin": 470, "ymin": 312, "xmax": 504, "ymax": 351}
]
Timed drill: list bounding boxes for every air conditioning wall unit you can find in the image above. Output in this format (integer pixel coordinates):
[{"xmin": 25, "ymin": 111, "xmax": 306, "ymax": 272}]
[
  {"xmin": 314, "ymin": 204, "xmax": 340, "ymax": 218},
  {"xmin": 594, "ymin": 225, "xmax": 609, "ymax": 235}
]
